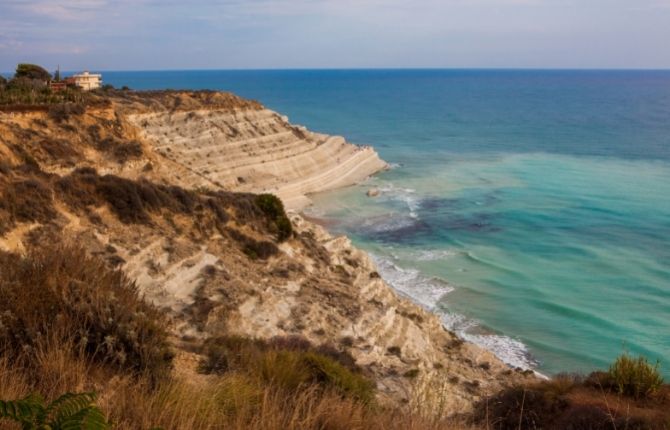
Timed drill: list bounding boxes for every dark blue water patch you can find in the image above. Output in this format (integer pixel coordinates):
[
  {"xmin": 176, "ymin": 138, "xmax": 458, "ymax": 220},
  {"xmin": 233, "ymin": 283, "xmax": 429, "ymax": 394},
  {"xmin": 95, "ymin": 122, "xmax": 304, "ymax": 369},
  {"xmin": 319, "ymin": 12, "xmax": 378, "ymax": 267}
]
[
  {"xmin": 436, "ymin": 213, "xmax": 502, "ymax": 233},
  {"xmin": 354, "ymin": 216, "xmax": 435, "ymax": 245},
  {"xmin": 410, "ymin": 189, "xmax": 505, "ymax": 217},
  {"xmin": 418, "ymin": 197, "xmax": 465, "ymax": 211},
  {"xmin": 354, "ymin": 211, "xmax": 504, "ymax": 246}
]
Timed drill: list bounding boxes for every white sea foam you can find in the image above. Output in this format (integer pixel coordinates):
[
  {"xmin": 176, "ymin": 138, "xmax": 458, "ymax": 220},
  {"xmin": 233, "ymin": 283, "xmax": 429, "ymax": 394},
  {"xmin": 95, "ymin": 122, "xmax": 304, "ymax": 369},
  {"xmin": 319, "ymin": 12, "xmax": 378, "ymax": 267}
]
[
  {"xmin": 441, "ymin": 313, "xmax": 538, "ymax": 370},
  {"xmin": 361, "ymin": 215, "xmax": 417, "ymax": 233},
  {"xmin": 411, "ymin": 249, "xmax": 459, "ymax": 261},
  {"xmin": 372, "ymin": 253, "xmax": 538, "ymax": 371},
  {"xmin": 371, "ymin": 254, "xmax": 453, "ymax": 310},
  {"xmin": 377, "ymin": 183, "xmax": 421, "ymax": 218}
]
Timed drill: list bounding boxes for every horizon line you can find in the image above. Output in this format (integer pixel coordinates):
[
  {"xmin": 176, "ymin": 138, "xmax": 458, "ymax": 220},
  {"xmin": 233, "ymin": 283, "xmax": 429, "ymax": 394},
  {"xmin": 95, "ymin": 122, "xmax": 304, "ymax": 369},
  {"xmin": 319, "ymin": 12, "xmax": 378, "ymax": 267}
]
[{"xmin": 3, "ymin": 66, "xmax": 670, "ymax": 75}]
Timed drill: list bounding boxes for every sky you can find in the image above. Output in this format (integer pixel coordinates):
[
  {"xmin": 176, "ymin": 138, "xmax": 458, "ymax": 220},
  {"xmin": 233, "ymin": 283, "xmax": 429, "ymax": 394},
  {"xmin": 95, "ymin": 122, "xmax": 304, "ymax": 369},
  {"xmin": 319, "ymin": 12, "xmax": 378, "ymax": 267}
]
[{"xmin": 1, "ymin": 0, "xmax": 669, "ymax": 72}]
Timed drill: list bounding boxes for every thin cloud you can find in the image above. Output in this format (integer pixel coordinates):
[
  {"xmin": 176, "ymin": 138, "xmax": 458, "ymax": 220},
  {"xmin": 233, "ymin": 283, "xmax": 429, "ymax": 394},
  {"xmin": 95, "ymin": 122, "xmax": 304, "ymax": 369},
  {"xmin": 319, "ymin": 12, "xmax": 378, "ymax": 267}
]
[{"xmin": 0, "ymin": 0, "xmax": 668, "ymax": 70}]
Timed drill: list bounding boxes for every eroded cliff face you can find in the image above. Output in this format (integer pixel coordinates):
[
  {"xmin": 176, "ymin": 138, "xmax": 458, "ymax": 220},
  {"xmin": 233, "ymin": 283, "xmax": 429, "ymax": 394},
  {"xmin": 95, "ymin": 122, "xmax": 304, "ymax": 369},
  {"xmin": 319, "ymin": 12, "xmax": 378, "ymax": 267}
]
[
  {"xmin": 0, "ymin": 91, "xmax": 530, "ymax": 413},
  {"xmin": 127, "ymin": 108, "xmax": 387, "ymax": 209}
]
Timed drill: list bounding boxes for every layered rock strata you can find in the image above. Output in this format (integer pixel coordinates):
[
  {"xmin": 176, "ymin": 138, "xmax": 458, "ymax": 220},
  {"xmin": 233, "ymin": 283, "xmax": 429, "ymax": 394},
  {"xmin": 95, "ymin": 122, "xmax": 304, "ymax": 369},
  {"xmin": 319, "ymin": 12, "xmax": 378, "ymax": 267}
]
[{"xmin": 128, "ymin": 108, "xmax": 387, "ymax": 209}]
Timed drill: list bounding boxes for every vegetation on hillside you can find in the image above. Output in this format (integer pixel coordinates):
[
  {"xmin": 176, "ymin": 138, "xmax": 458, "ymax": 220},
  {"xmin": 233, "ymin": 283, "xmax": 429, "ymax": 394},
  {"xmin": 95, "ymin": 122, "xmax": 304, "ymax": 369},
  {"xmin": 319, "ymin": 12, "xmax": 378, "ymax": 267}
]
[
  {"xmin": 0, "ymin": 245, "xmax": 174, "ymax": 382},
  {"xmin": 477, "ymin": 357, "xmax": 668, "ymax": 429},
  {"xmin": 199, "ymin": 335, "xmax": 374, "ymax": 405},
  {"xmin": 0, "ymin": 63, "xmax": 87, "ymax": 106},
  {"xmin": 255, "ymin": 193, "xmax": 293, "ymax": 241},
  {"xmin": 0, "ymin": 164, "xmax": 286, "ymax": 261},
  {"xmin": 0, "ymin": 244, "xmax": 467, "ymax": 430}
]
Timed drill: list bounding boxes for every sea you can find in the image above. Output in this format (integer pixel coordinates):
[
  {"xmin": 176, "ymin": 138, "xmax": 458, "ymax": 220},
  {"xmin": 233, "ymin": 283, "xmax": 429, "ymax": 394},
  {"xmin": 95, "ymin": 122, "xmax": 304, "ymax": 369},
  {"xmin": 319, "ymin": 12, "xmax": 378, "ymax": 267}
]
[{"xmin": 103, "ymin": 69, "xmax": 670, "ymax": 377}]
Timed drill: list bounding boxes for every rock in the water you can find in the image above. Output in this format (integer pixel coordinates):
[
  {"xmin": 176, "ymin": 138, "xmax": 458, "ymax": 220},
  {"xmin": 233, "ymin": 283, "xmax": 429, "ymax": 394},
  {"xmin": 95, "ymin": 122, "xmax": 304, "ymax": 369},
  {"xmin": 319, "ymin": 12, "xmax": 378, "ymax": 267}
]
[{"xmin": 367, "ymin": 188, "xmax": 380, "ymax": 197}]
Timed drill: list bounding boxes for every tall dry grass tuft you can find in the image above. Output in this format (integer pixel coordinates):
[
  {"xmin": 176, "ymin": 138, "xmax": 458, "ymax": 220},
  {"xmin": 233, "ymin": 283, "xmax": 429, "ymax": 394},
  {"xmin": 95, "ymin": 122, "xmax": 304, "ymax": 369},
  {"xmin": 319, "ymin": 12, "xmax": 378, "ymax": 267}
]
[
  {"xmin": 606, "ymin": 353, "xmax": 664, "ymax": 399},
  {"xmin": 0, "ymin": 244, "xmax": 174, "ymax": 382}
]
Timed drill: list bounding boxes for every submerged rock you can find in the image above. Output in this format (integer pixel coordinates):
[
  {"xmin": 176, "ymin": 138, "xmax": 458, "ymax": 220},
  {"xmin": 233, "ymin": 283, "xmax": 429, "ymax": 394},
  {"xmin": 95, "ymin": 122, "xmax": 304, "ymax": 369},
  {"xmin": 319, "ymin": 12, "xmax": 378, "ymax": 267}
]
[{"xmin": 367, "ymin": 187, "xmax": 380, "ymax": 197}]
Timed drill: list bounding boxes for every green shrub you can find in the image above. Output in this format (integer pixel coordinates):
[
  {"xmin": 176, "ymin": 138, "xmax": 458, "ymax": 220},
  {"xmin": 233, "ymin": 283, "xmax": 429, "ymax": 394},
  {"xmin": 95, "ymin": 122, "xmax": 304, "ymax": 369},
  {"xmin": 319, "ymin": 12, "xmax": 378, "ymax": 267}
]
[
  {"xmin": 200, "ymin": 336, "xmax": 374, "ymax": 404},
  {"xmin": 607, "ymin": 353, "xmax": 663, "ymax": 399},
  {"xmin": 302, "ymin": 352, "xmax": 375, "ymax": 404},
  {"xmin": 255, "ymin": 194, "xmax": 292, "ymax": 241},
  {"xmin": 56, "ymin": 169, "xmax": 199, "ymax": 224},
  {"xmin": 0, "ymin": 392, "xmax": 109, "ymax": 430}
]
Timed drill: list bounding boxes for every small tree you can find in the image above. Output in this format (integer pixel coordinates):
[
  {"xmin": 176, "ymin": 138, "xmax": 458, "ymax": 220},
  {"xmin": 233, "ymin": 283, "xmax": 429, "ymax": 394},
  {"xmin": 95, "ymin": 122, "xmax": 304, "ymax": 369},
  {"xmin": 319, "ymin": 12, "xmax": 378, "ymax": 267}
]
[{"xmin": 15, "ymin": 63, "xmax": 52, "ymax": 81}]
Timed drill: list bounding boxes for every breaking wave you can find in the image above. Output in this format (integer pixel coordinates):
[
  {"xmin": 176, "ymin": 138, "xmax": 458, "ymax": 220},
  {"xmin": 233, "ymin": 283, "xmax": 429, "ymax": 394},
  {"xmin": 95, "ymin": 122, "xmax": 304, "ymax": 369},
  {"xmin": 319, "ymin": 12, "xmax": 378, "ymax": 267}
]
[{"xmin": 372, "ymin": 253, "xmax": 538, "ymax": 371}]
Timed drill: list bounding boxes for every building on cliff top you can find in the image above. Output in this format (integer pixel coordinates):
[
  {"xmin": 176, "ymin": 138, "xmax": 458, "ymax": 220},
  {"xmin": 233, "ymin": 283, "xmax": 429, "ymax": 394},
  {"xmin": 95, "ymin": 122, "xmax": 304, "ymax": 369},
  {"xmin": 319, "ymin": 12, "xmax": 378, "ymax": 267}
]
[{"xmin": 71, "ymin": 71, "xmax": 102, "ymax": 91}]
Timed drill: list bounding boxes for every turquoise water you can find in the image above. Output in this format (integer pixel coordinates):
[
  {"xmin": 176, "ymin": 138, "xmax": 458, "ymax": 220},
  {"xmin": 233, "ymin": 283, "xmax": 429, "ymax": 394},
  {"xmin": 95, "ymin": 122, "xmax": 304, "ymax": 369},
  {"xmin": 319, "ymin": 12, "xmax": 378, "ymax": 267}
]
[{"xmin": 105, "ymin": 70, "xmax": 670, "ymax": 376}]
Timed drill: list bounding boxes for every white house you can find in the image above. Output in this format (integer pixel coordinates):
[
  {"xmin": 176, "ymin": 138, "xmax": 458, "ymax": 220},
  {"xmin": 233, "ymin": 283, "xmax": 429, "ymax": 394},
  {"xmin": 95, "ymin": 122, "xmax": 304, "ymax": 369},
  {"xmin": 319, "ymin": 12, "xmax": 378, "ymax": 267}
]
[{"xmin": 71, "ymin": 71, "xmax": 102, "ymax": 91}]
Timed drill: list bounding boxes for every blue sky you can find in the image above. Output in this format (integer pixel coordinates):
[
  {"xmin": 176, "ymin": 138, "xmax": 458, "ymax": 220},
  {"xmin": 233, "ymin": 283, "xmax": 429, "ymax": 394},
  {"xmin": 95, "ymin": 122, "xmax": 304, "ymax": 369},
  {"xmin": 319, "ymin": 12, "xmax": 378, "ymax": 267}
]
[{"xmin": 1, "ymin": 0, "xmax": 669, "ymax": 71}]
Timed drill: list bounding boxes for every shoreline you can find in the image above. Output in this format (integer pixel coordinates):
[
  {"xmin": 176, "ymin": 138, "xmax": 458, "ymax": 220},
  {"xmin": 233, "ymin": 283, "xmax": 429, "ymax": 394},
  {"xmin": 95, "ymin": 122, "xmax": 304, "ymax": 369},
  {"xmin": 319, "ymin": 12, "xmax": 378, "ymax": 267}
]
[
  {"xmin": 122, "ymin": 89, "xmax": 541, "ymax": 395},
  {"xmin": 0, "ymin": 90, "xmax": 535, "ymax": 411},
  {"xmin": 300, "ymin": 180, "xmax": 543, "ymax": 376}
]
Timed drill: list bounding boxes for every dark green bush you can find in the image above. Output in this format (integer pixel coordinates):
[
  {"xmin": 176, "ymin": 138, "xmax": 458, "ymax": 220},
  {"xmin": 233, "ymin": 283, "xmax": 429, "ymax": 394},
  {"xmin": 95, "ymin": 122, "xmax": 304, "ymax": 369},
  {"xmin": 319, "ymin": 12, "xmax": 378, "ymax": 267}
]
[
  {"xmin": 15, "ymin": 64, "xmax": 51, "ymax": 81},
  {"xmin": 255, "ymin": 194, "xmax": 292, "ymax": 241},
  {"xmin": 302, "ymin": 351, "xmax": 375, "ymax": 404}
]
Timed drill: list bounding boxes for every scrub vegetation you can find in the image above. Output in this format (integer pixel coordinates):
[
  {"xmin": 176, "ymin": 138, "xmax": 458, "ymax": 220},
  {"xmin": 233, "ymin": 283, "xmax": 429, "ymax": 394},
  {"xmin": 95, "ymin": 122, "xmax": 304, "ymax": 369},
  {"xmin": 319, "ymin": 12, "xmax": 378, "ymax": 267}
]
[{"xmin": 0, "ymin": 245, "xmax": 468, "ymax": 430}]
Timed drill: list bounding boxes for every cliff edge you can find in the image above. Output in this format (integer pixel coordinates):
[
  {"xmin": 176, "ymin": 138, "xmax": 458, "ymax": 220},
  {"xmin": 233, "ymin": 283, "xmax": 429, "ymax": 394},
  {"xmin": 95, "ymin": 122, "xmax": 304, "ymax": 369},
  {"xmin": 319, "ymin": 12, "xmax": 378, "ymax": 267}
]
[
  {"xmin": 0, "ymin": 91, "xmax": 529, "ymax": 415},
  {"xmin": 123, "ymin": 94, "xmax": 387, "ymax": 209}
]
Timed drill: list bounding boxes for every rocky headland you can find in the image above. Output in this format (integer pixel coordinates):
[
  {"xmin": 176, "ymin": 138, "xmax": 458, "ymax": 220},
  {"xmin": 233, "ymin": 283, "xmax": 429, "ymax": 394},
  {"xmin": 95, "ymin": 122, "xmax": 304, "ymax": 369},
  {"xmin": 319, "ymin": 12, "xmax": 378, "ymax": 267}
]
[{"xmin": 0, "ymin": 90, "xmax": 533, "ymax": 413}]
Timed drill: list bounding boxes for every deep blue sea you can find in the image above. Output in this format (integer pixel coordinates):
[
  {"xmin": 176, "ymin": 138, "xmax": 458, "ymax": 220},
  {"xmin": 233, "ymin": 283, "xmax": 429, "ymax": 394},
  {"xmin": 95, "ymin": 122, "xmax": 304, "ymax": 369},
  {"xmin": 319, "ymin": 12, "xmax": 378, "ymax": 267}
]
[{"xmin": 104, "ymin": 69, "xmax": 670, "ymax": 376}]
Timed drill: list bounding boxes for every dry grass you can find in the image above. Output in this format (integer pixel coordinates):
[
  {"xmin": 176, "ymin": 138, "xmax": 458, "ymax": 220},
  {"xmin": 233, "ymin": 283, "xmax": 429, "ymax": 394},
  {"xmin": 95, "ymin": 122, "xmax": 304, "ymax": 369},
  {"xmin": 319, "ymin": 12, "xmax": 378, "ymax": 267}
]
[
  {"xmin": 0, "ymin": 329, "xmax": 476, "ymax": 430},
  {"xmin": 477, "ymin": 369, "xmax": 670, "ymax": 430},
  {"xmin": 0, "ymin": 244, "xmax": 474, "ymax": 430},
  {"xmin": 0, "ymin": 163, "xmax": 285, "ymax": 249},
  {"xmin": 199, "ymin": 335, "xmax": 375, "ymax": 405},
  {"xmin": 0, "ymin": 351, "xmax": 477, "ymax": 430},
  {"xmin": 0, "ymin": 244, "xmax": 174, "ymax": 382},
  {"xmin": 0, "ymin": 174, "xmax": 56, "ymax": 233}
]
